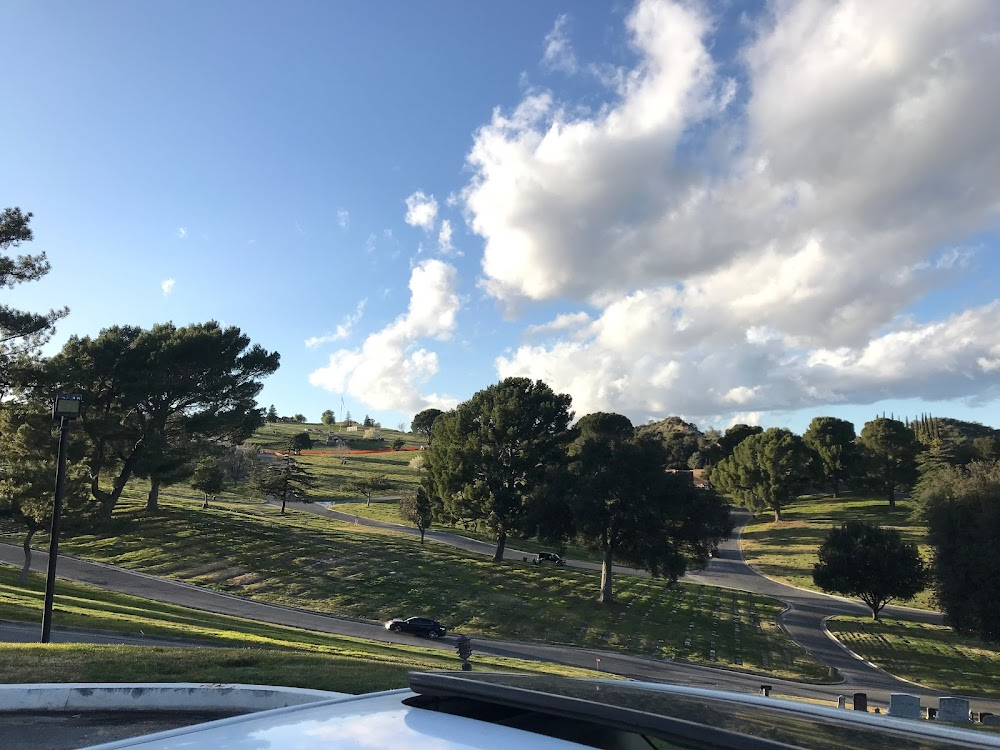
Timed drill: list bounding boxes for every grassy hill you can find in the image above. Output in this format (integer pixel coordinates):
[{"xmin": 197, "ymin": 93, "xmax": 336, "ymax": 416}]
[
  {"xmin": 0, "ymin": 565, "xmax": 601, "ymax": 692},
  {"xmin": 247, "ymin": 421, "xmax": 425, "ymax": 453},
  {"xmin": 4, "ymin": 490, "xmax": 827, "ymax": 681},
  {"xmin": 740, "ymin": 494, "xmax": 935, "ymax": 611}
]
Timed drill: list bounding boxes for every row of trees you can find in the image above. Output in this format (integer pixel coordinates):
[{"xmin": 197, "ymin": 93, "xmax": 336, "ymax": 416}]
[
  {"xmin": 705, "ymin": 414, "xmax": 999, "ymax": 521},
  {"xmin": 421, "ymin": 378, "xmax": 732, "ymax": 603}
]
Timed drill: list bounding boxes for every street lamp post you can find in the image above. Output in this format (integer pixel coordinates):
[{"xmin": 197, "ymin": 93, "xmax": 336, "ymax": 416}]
[{"xmin": 40, "ymin": 393, "xmax": 82, "ymax": 644}]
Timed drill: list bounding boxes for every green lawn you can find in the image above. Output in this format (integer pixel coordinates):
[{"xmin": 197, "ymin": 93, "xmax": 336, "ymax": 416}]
[
  {"xmin": 0, "ymin": 564, "xmax": 600, "ymax": 682},
  {"xmin": 740, "ymin": 495, "xmax": 936, "ymax": 611},
  {"xmin": 296, "ymin": 452, "xmax": 423, "ymax": 501},
  {"xmin": 0, "ymin": 644, "xmax": 420, "ymax": 694},
  {"xmin": 334, "ymin": 500, "xmax": 605, "ymax": 564},
  {"xmin": 826, "ymin": 616, "xmax": 1000, "ymax": 697},
  {"xmin": 7, "ymin": 493, "xmax": 828, "ymax": 681},
  {"xmin": 247, "ymin": 421, "xmax": 425, "ymax": 452}
]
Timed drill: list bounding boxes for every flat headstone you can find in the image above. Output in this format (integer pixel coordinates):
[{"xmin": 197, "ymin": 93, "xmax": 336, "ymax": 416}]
[
  {"xmin": 938, "ymin": 697, "xmax": 970, "ymax": 723},
  {"xmin": 888, "ymin": 694, "xmax": 921, "ymax": 720},
  {"xmin": 983, "ymin": 715, "xmax": 1000, "ymax": 727}
]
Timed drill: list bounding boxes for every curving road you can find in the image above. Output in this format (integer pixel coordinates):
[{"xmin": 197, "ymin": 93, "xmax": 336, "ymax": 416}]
[
  {"xmin": 296, "ymin": 501, "xmax": 945, "ymax": 690},
  {"xmin": 1, "ymin": 504, "xmax": 990, "ymax": 712}
]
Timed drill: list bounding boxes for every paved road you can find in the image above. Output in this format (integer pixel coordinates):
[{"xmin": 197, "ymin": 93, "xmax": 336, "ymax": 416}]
[
  {"xmin": 2, "ymin": 507, "xmax": 993, "ymax": 713},
  {"xmin": 298, "ymin": 500, "xmax": 944, "ymax": 687}
]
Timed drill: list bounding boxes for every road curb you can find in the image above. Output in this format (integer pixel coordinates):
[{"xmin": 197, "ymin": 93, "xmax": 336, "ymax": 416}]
[{"xmin": 0, "ymin": 683, "xmax": 345, "ymax": 713}]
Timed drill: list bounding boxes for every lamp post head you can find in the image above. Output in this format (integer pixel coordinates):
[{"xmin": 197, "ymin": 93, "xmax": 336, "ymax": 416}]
[{"xmin": 52, "ymin": 393, "xmax": 83, "ymax": 421}]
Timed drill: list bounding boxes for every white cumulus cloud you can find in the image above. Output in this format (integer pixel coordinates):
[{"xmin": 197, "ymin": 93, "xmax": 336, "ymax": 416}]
[
  {"xmin": 337, "ymin": 208, "xmax": 350, "ymax": 229},
  {"xmin": 309, "ymin": 260, "xmax": 462, "ymax": 413},
  {"xmin": 176, "ymin": 227, "xmax": 187, "ymax": 239},
  {"xmin": 161, "ymin": 278, "xmax": 175, "ymax": 296},
  {"xmin": 476, "ymin": 0, "xmax": 1000, "ymax": 423},
  {"xmin": 404, "ymin": 190, "xmax": 439, "ymax": 231}
]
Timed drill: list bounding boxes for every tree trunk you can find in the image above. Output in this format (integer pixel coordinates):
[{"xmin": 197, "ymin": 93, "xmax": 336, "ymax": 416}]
[
  {"xmin": 280, "ymin": 495, "xmax": 287, "ymax": 514},
  {"xmin": 888, "ymin": 486, "xmax": 896, "ymax": 509},
  {"xmin": 19, "ymin": 528, "xmax": 37, "ymax": 584},
  {"xmin": 366, "ymin": 494, "xmax": 371, "ymax": 507},
  {"xmin": 599, "ymin": 547, "xmax": 614, "ymax": 604},
  {"xmin": 146, "ymin": 476, "xmax": 161, "ymax": 513},
  {"xmin": 493, "ymin": 528, "xmax": 507, "ymax": 562},
  {"xmin": 773, "ymin": 507, "xmax": 782, "ymax": 522},
  {"xmin": 419, "ymin": 527, "xmax": 425, "ymax": 544},
  {"xmin": 202, "ymin": 494, "xmax": 209, "ymax": 509}
]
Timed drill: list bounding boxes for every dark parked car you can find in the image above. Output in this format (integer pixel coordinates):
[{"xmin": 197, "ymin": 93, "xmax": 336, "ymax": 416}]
[
  {"xmin": 385, "ymin": 616, "xmax": 447, "ymax": 638},
  {"xmin": 536, "ymin": 552, "xmax": 566, "ymax": 565}
]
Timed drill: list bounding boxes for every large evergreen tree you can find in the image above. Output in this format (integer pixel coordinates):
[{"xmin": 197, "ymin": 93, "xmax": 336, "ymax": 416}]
[
  {"xmin": 0, "ymin": 208, "xmax": 68, "ymax": 391},
  {"xmin": 857, "ymin": 417, "xmax": 919, "ymax": 508},
  {"xmin": 802, "ymin": 416, "xmax": 857, "ymax": 497},
  {"xmin": 709, "ymin": 428, "xmax": 811, "ymax": 521},
  {"xmin": 813, "ymin": 521, "xmax": 927, "ymax": 620},
  {"xmin": 569, "ymin": 413, "xmax": 730, "ymax": 603},
  {"xmin": 250, "ymin": 453, "xmax": 315, "ymax": 514},
  {"xmin": 412, "ymin": 408, "xmax": 444, "ymax": 444},
  {"xmin": 41, "ymin": 322, "xmax": 279, "ymax": 519},
  {"xmin": 424, "ymin": 377, "xmax": 573, "ymax": 561},
  {"xmin": 919, "ymin": 461, "xmax": 1000, "ymax": 642}
]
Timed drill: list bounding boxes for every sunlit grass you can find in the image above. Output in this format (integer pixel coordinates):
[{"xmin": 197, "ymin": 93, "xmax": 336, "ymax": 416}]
[
  {"xmin": 7, "ymin": 494, "xmax": 828, "ymax": 681},
  {"xmin": 826, "ymin": 616, "xmax": 1000, "ymax": 697},
  {"xmin": 740, "ymin": 494, "xmax": 936, "ymax": 611}
]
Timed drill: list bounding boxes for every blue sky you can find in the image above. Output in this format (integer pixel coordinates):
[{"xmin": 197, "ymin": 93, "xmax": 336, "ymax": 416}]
[{"xmin": 3, "ymin": 0, "xmax": 999, "ymax": 435}]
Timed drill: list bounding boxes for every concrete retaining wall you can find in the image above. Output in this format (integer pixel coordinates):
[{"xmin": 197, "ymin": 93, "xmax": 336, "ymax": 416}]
[{"xmin": 0, "ymin": 683, "xmax": 346, "ymax": 713}]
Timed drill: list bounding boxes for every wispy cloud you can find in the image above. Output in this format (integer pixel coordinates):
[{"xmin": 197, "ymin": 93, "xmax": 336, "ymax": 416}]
[
  {"xmin": 176, "ymin": 227, "xmax": 187, "ymax": 239},
  {"xmin": 305, "ymin": 299, "xmax": 368, "ymax": 347},
  {"xmin": 438, "ymin": 219, "xmax": 456, "ymax": 254},
  {"xmin": 404, "ymin": 190, "xmax": 438, "ymax": 231},
  {"xmin": 161, "ymin": 278, "xmax": 176, "ymax": 296},
  {"xmin": 542, "ymin": 14, "xmax": 578, "ymax": 73},
  {"xmin": 364, "ymin": 233, "xmax": 377, "ymax": 254},
  {"xmin": 337, "ymin": 208, "xmax": 350, "ymax": 229}
]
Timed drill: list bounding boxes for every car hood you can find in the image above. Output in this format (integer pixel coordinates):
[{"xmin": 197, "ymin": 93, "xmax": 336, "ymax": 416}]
[{"xmin": 81, "ymin": 690, "xmax": 585, "ymax": 750}]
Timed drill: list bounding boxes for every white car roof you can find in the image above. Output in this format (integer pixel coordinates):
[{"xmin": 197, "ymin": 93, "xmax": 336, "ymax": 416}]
[{"xmin": 81, "ymin": 689, "xmax": 587, "ymax": 750}]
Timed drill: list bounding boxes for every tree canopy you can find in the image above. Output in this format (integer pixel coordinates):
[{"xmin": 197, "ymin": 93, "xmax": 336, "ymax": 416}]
[
  {"xmin": 709, "ymin": 428, "xmax": 810, "ymax": 521},
  {"xmin": 919, "ymin": 461, "xmax": 1000, "ymax": 642},
  {"xmin": 344, "ymin": 474, "xmax": 395, "ymax": 507},
  {"xmin": 424, "ymin": 377, "xmax": 573, "ymax": 561},
  {"xmin": 569, "ymin": 412, "xmax": 730, "ymax": 603},
  {"xmin": 802, "ymin": 416, "xmax": 857, "ymax": 497},
  {"xmin": 719, "ymin": 424, "xmax": 763, "ymax": 459},
  {"xmin": 813, "ymin": 521, "xmax": 927, "ymax": 620},
  {"xmin": 250, "ymin": 453, "xmax": 314, "ymax": 514},
  {"xmin": 857, "ymin": 418, "xmax": 919, "ymax": 508},
  {"xmin": 0, "ymin": 404, "xmax": 95, "ymax": 580},
  {"xmin": 321, "ymin": 409, "xmax": 336, "ymax": 426},
  {"xmin": 286, "ymin": 431, "xmax": 313, "ymax": 454},
  {"xmin": 42, "ymin": 321, "xmax": 279, "ymax": 519},
  {"xmin": 412, "ymin": 408, "xmax": 444, "ymax": 443},
  {"xmin": 400, "ymin": 485, "xmax": 434, "ymax": 543}
]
